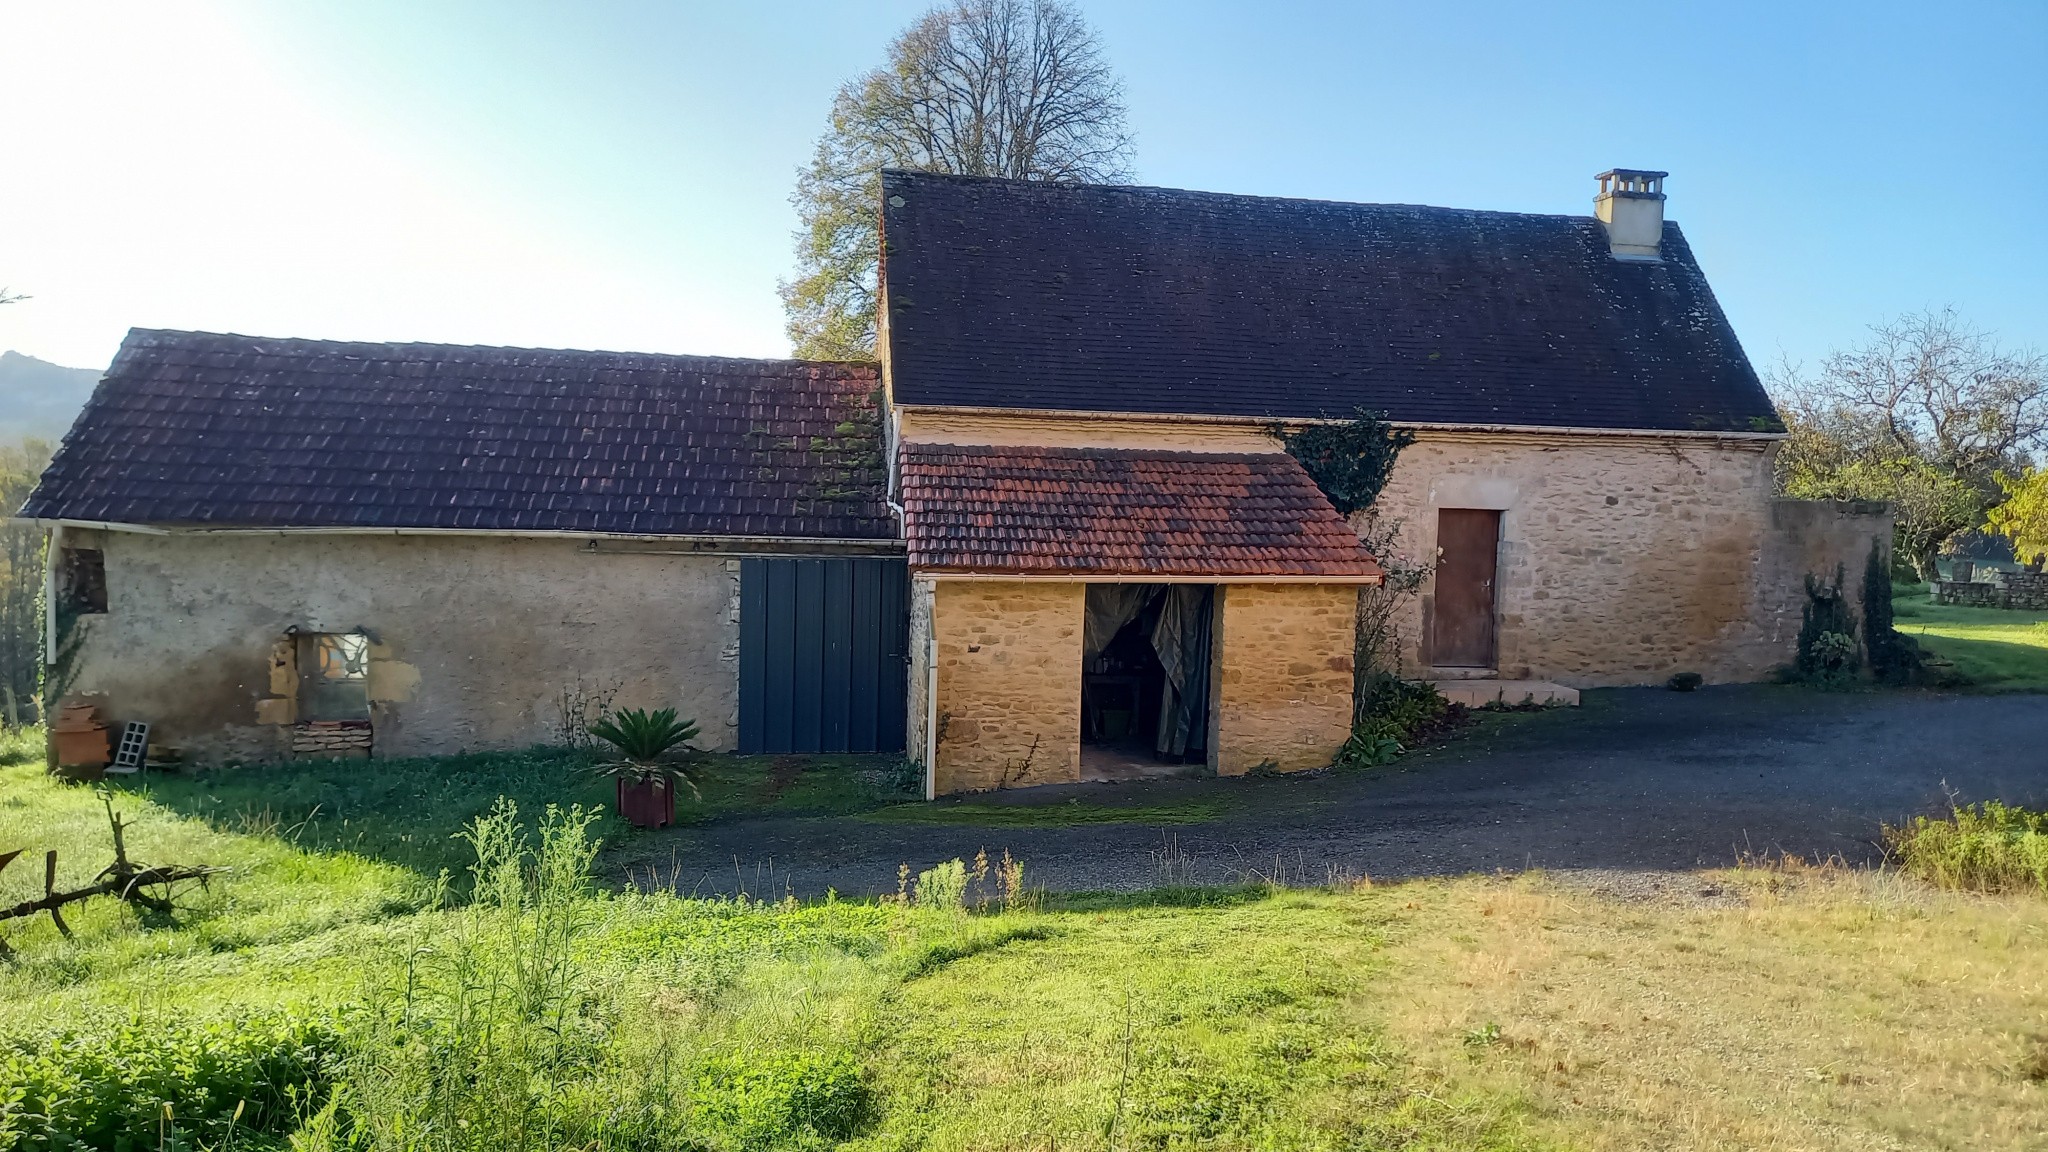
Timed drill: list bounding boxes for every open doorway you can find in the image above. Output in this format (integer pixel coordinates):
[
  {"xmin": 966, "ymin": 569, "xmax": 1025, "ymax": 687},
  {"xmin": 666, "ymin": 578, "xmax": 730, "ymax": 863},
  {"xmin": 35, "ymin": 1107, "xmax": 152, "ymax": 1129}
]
[{"xmin": 1080, "ymin": 584, "xmax": 1215, "ymax": 780}]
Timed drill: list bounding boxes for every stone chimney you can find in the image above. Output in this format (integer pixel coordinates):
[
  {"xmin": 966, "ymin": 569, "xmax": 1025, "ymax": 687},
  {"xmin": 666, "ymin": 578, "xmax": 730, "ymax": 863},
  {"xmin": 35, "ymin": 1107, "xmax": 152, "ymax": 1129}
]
[{"xmin": 1594, "ymin": 169, "xmax": 1667, "ymax": 262}]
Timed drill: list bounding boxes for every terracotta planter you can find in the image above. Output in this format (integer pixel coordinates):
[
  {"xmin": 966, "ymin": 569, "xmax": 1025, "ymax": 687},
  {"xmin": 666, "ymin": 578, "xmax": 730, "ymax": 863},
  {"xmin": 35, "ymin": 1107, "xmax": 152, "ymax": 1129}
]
[
  {"xmin": 51, "ymin": 700, "xmax": 111, "ymax": 775},
  {"xmin": 616, "ymin": 775, "xmax": 675, "ymax": 828}
]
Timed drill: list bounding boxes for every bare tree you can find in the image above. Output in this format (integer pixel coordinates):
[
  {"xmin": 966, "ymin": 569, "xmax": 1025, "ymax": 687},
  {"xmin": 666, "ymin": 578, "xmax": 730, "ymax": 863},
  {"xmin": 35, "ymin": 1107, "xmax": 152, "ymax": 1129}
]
[
  {"xmin": 0, "ymin": 288, "xmax": 25, "ymax": 307},
  {"xmin": 1795, "ymin": 308, "xmax": 2048, "ymax": 474},
  {"xmin": 1771, "ymin": 310, "xmax": 2048, "ymax": 580},
  {"xmin": 781, "ymin": 0, "xmax": 1134, "ymax": 359}
]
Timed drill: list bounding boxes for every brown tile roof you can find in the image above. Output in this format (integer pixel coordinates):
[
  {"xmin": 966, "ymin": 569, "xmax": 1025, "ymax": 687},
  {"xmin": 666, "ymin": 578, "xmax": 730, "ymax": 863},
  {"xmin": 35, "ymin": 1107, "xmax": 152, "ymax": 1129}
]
[
  {"xmin": 898, "ymin": 443, "xmax": 1382, "ymax": 578},
  {"xmin": 22, "ymin": 329, "xmax": 897, "ymax": 540}
]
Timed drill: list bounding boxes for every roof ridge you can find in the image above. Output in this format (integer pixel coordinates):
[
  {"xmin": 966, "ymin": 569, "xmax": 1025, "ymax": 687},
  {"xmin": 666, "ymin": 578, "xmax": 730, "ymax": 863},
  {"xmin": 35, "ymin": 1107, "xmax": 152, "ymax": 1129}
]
[
  {"xmin": 881, "ymin": 168, "xmax": 1603, "ymax": 226},
  {"xmin": 119, "ymin": 329, "xmax": 880, "ymax": 374}
]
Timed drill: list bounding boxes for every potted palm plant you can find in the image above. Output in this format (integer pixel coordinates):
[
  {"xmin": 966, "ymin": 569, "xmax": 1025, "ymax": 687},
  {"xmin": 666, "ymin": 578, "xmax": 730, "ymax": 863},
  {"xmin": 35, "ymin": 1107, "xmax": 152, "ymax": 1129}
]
[{"xmin": 587, "ymin": 707, "xmax": 701, "ymax": 828}]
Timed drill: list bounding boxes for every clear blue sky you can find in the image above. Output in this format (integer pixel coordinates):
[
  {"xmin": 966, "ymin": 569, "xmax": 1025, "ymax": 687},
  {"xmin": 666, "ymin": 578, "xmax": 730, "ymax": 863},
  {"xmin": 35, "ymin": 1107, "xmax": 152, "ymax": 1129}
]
[{"xmin": 2, "ymin": 0, "xmax": 2042, "ymax": 376}]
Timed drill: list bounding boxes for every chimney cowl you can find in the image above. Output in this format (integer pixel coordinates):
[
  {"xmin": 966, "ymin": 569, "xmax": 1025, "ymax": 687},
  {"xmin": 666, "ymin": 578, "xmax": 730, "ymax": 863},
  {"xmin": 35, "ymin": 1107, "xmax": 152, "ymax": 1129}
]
[{"xmin": 1594, "ymin": 168, "xmax": 1668, "ymax": 262}]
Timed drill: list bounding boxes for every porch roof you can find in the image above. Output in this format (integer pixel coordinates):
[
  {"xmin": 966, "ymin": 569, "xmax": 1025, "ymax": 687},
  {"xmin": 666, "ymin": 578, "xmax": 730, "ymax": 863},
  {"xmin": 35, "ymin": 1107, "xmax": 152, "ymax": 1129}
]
[{"xmin": 898, "ymin": 443, "xmax": 1383, "ymax": 580}]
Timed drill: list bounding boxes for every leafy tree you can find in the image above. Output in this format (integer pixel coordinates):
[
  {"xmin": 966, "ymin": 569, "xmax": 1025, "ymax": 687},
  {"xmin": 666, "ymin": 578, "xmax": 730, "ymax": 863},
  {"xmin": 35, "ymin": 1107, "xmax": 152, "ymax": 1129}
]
[
  {"xmin": 1771, "ymin": 309, "xmax": 2048, "ymax": 580},
  {"xmin": 1988, "ymin": 467, "xmax": 2048, "ymax": 567},
  {"xmin": 0, "ymin": 438, "xmax": 51, "ymax": 723},
  {"xmin": 781, "ymin": 0, "xmax": 1133, "ymax": 359}
]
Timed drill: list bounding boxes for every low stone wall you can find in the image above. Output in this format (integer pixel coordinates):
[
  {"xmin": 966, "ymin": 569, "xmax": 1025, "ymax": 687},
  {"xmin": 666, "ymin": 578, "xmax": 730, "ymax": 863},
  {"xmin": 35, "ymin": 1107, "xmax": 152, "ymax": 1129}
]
[{"xmin": 1935, "ymin": 572, "xmax": 2048, "ymax": 610}]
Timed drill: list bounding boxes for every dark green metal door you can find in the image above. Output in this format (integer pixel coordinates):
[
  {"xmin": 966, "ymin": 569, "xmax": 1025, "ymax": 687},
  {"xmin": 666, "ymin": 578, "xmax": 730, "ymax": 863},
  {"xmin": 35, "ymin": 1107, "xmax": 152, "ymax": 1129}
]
[{"xmin": 738, "ymin": 557, "xmax": 909, "ymax": 754}]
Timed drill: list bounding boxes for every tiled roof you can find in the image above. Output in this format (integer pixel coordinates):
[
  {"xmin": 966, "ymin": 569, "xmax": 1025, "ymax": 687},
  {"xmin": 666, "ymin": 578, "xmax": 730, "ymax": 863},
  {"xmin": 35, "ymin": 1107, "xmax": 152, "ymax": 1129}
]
[
  {"xmin": 22, "ymin": 329, "xmax": 897, "ymax": 540},
  {"xmin": 898, "ymin": 443, "xmax": 1382, "ymax": 578},
  {"xmin": 880, "ymin": 171, "xmax": 1781, "ymax": 434}
]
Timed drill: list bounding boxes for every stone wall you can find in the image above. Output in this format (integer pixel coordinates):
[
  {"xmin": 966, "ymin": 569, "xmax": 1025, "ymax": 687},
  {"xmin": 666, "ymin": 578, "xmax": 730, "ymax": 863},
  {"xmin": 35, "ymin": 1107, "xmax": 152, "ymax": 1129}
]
[
  {"xmin": 1935, "ymin": 572, "xmax": 2048, "ymax": 610},
  {"xmin": 60, "ymin": 531, "xmax": 743, "ymax": 762},
  {"xmin": 928, "ymin": 580, "xmax": 1084, "ymax": 794},
  {"xmin": 1211, "ymin": 583, "xmax": 1357, "ymax": 775},
  {"xmin": 1367, "ymin": 431, "xmax": 1892, "ymax": 685}
]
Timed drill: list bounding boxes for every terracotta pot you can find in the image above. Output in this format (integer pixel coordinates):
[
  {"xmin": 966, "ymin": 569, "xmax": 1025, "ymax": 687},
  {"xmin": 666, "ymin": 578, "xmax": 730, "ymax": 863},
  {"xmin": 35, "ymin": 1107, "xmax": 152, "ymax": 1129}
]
[{"xmin": 616, "ymin": 775, "xmax": 675, "ymax": 828}]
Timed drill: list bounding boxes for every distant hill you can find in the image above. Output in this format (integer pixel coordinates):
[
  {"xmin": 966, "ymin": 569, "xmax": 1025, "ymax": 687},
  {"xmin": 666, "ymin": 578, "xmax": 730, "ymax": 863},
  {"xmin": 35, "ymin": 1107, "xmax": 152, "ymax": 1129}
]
[{"xmin": 0, "ymin": 350, "xmax": 101, "ymax": 444}]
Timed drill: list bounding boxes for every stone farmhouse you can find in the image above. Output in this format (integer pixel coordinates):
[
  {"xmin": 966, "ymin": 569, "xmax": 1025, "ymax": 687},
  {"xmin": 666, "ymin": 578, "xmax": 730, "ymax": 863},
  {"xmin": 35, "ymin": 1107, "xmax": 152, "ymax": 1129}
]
[{"xmin": 20, "ymin": 169, "xmax": 1888, "ymax": 795}]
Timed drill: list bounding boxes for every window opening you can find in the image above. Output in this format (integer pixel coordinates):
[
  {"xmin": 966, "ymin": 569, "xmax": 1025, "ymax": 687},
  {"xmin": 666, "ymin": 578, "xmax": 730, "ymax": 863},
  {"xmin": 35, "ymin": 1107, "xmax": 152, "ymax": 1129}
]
[
  {"xmin": 60, "ymin": 548, "xmax": 108, "ymax": 614},
  {"xmin": 298, "ymin": 631, "xmax": 370, "ymax": 722}
]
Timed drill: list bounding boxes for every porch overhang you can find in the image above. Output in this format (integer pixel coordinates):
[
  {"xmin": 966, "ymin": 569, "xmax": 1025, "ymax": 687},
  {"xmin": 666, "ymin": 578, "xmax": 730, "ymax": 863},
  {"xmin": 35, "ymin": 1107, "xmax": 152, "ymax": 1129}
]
[{"xmin": 898, "ymin": 443, "xmax": 1383, "ymax": 583}]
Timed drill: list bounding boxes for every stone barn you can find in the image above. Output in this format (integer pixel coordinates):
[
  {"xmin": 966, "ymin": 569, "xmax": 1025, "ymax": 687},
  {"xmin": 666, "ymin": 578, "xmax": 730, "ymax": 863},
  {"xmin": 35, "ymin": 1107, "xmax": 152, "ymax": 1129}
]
[{"xmin": 876, "ymin": 168, "xmax": 1891, "ymax": 794}]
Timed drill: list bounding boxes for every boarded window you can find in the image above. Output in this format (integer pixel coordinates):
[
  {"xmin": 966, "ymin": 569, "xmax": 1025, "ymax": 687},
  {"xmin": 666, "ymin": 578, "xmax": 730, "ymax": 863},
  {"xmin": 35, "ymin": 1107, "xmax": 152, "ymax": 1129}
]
[
  {"xmin": 298, "ymin": 631, "xmax": 370, "ymax": 721},
  {"xmin": 60, "ymin": 548, "xmax": 108, "ymax": 614}
]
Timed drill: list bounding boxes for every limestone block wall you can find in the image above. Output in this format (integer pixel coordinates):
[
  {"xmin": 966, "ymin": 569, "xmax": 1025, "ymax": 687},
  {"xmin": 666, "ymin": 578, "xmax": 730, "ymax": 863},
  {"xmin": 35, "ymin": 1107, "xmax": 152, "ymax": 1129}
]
[
  {"xmin": 1753, "ymin": 499, "xmax": 1894, "ymax": 649},
  {"xmin": 1211, "ymin": 583, "xmax": 1357, "ymax": 775},
  {"xmin": 59, "ymin": 531, "xmax": 743, "ymax": 762},
  {"xmin": 928, "ymin": 580, "xmax": 1083, "ymax": 794},
  {"xmin": 1367, "ymin": 431, "xmax": 1777, "ymax": 683}
]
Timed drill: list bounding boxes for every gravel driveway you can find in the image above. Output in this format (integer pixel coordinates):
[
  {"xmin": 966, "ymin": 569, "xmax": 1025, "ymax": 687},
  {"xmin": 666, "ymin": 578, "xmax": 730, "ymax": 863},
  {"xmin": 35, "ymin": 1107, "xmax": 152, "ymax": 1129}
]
[{"xmin": 617, "ymin": 685, "xmax": 2048, "ymax": 897}]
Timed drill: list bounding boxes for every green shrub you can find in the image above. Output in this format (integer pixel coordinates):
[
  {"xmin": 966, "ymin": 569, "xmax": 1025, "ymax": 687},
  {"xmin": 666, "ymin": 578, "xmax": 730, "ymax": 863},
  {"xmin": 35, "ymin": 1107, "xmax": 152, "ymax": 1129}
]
[
  {"xmin": 1271, "ymin": 410, "xmax": 1415, "ymax": 517},
  {"xmin": 0, "ymin": 1012, "xmax": 341, "ymax": 1151},
  {"xmin": 1887, "ymin": 801, "xmax": 2048, "ymax": 895},
  {"xmin": 691, "ymin": 1050, "xmax": 871, "ymax": 1150},
  {"xmin": 1337, "ymin": 675, "xmax": 1457, "ymax": 767},
  {"xmin": 1795, "ymin": 566, "xmax": 1862, "ymax": 685}
]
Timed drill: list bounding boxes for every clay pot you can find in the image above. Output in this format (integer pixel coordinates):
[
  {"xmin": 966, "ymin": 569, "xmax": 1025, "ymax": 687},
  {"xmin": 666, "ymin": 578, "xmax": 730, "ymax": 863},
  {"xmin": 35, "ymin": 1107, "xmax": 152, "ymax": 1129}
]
[{"xmin": 616, "ymin": 775, "xmax": 675, "ymax": 829}]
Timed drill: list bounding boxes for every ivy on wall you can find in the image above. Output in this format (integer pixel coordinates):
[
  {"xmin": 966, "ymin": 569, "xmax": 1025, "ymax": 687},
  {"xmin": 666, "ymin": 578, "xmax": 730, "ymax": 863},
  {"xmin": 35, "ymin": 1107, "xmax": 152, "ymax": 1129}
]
[{"xmin": 1270, "ymin": 410, "xmax": 1416, "ymax": 516}]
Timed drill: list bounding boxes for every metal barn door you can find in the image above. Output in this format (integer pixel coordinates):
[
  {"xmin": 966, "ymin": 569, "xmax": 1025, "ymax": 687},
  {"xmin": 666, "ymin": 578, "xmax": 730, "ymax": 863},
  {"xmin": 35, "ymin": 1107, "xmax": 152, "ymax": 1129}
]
[
  {"xmin": 1430, "ymin": 509, "xmax": 1501, "ymax": 668},
  {"xmin": 738, "ymin": 557, "xmax": 909, "ymax": 754}
]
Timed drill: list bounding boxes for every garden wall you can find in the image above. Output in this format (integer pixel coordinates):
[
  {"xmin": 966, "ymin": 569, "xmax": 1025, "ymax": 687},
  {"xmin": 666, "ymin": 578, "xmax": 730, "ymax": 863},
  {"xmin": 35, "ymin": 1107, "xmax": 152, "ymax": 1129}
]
[{"xmin": 1935, "ymin": 573, "xmax": 2048, "ymax": 610}]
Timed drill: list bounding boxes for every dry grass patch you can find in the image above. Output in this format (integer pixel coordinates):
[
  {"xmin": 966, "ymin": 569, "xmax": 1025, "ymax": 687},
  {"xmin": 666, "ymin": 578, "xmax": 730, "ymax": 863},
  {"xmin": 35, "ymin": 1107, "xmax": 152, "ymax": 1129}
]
[{"xmin": 1382, "ymin": 867, "xmax": 2048, "ymax": 1150}]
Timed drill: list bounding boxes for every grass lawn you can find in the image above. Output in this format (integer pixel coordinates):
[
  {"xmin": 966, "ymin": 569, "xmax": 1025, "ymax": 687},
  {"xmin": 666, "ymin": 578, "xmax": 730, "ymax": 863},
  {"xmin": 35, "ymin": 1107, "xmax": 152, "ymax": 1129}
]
[
  {"xmin": 5, "ymin": 728, "xmax": 2047, "ymax": 1150},
  {"xmin": 1893, "ymin": 585, "xmax": 2048, "ymax": 690},
  {"xmin": 122, "ymin": 745, "xmax": 918, "ymax": 879}
]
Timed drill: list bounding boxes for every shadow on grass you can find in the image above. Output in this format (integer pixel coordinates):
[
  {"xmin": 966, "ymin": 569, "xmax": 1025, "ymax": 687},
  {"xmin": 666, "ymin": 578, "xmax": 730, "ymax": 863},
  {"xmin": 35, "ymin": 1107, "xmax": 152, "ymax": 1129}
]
[
  {"xmin": 861, "ymin": 798, "xmax": 1226, "ymax": 828},
  {"xmin": 1047, "ymin": 885, "xmax": 1278, "ymax": 913},
  {"xmin": 124, "ymin": 748, "xmax": 920, "ymax": 882}
]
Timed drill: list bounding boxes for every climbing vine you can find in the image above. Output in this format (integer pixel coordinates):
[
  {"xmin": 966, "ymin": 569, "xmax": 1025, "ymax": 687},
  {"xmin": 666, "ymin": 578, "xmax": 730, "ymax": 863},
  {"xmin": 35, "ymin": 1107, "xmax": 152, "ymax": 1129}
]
[{"xmin": 1271, "ymin": 410, "xmax": 1416, "ymax": 517}]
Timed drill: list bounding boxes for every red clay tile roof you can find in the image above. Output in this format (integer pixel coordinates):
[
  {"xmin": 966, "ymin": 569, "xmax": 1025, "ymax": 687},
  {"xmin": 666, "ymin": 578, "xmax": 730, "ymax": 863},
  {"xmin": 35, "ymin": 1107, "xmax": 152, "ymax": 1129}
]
[
  {"xmin": 898, "ymin": 443, "xmax": 1382, "ymax": 578},
  {"xmin": 22, "ymin": 329, "xmax": 896, "ymax": 540}
]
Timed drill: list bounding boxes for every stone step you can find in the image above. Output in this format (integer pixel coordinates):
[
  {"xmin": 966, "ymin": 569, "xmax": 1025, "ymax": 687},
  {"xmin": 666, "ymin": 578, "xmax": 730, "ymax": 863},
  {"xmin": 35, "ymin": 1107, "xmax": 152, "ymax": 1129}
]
[{"xmin": 1430, "ymin": 679, "xmax": 1580, "ymax": 708}]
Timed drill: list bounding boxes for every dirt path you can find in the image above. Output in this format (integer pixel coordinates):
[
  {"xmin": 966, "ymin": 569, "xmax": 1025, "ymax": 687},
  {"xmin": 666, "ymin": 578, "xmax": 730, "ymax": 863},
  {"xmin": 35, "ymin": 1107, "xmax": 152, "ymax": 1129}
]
[{"xmin": 617, "ymin": 685, "xmax": 2048, "ymax": 897}]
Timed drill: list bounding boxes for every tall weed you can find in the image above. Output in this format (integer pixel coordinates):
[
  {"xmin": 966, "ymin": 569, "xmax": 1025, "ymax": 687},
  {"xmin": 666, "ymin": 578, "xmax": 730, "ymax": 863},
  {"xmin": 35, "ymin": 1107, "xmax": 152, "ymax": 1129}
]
[
  {"xmin": 323, "ymin": 800, "xmax": 623, "ymax": 1152},
  {"xmin": 1887, "ymin": 801, "xmax": 2048, "ymax": 894}
]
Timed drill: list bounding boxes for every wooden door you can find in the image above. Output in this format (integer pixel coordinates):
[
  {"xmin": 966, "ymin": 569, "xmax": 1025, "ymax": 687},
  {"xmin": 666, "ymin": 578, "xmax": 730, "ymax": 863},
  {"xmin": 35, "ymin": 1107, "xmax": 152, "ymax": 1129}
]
[{"xmin": 1431, "ymin": 509, "xmax": 1500, "ymax": 668}]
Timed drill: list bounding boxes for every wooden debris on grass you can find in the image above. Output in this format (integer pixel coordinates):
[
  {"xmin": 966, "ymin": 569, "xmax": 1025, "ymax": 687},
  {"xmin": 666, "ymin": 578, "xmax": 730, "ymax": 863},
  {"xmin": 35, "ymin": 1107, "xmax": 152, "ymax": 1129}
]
[{"xmin": 0, "ymin": 792, "xmax": 224, "ymax": 954}]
